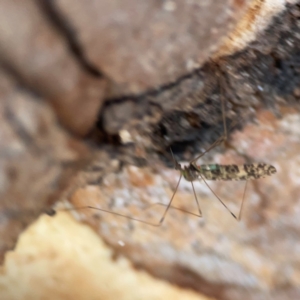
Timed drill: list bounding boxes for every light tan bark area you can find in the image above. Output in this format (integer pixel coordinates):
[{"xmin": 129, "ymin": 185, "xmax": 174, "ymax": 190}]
[{"xmin": 0, "ymin": 213, "xmax": 211, "ymax": 300}]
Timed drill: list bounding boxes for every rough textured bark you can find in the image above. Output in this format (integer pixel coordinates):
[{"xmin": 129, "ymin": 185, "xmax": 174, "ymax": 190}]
[{"xmin": 0, "ymin": 0, "xmax": 300, "ymax": 300}]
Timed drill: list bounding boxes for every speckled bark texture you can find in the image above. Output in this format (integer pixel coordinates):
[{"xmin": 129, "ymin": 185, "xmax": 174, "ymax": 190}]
[{"xmin": 0, "ymin": 0, "xmax": 300, "ymax": 299}]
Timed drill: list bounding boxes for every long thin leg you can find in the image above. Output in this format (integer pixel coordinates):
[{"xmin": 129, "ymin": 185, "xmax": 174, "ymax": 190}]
[
  {"xmin": 67, "ymin": 206, "xmax": 162, "ymax": 227},
  {"xmin": 191, "ymin": 181, "xmax": 202, "ymax": 217},
  {"xmin": 199, "ymin": 175, "xmax": 249, "ymax": 221},
  {"xmin": 141, "ymin": 202, "xmax": 201, "ymax": 217},
  {"xmin": 159, "ymin": 174, "xmax": 182, "ymax": 224},
  {"xmin": 191, "ymin": 117, "xmax": 243, "ymax": 165},
  {"xmin": 238, "ymin": 180, "xmax": 248, "ymax": 221},
  {"xmin": 191, "ymin": 69, "xmax": 247, "ymax": 165},
  {"xmin": 190, "ymin": 135, "xmax": 225, "ymax": 163},
  {"xmin": 52, "ymin": 201, "xmax": 202, "ymax": 220},
  {"xmin": 51, "ymin": 175, "xmax": 183, "ymax": 227},
  {"xmin": 221, "ymin": 77, "xmax": 228, "ymax": 143},
  {"xmin": 199, "ymin": 174, "xmax": 238, "ymax": 219},
  {"xmin": 191, "ymin": 71, "xmax": 228, "ymax": 164}
]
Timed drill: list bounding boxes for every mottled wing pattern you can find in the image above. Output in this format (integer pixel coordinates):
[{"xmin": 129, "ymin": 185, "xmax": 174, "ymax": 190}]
[{"xmin": 198, "ymin": 163, "xmax": 277, "ymax": 181}]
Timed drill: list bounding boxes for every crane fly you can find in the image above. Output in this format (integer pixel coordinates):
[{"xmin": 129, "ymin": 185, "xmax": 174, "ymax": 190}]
[
  {"xmin": 50, "ymin": 68, "xmax": 277, "ymax": 225},
  {"xmin": 51, "ymin": 139, "xmax": 276, "ymax": 226},
  {"xmin": 170, "ymin": 150, "xmax": 276, "ymax": 222}
]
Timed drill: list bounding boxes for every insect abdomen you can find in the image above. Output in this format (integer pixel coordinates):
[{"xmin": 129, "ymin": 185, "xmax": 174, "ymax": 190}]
[{"xmin": 198, "ymin": 164, "xmax": 276, "ymax": 181}]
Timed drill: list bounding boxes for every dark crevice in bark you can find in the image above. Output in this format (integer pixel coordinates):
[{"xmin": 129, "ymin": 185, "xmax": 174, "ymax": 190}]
[
  {"xmin": 93, "ymin": 3, "xmax": 300, "ymax": 166},
  {"xmin": 37, "ymin": 0, "xmax": 103, "ymax": 77}
]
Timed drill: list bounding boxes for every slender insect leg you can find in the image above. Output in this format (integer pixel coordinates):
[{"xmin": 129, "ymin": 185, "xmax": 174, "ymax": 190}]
[
  {"xmin": 170, "ymin": 148, "xmax": 204, "ymax": 218},
  {"xmin": 238, "ymin": 180, "xmax": 248, "ymax": 221},
  {"xmin": 190, "ymin": 75, "xmax": 230, "ymax": 164},
  {"xmin": 220, "ymin": 72, "xmax": 250, "ymax": 220},
  {"xmin": 220, "ymin": 74, "xmax": 228, "ymax": 142},
  {"xmin": 199, "ymin": 174, "xmax": 238, "ymax": 219},
  {"xmin": 51, "ymin": 205, "xmax": 161, "ymax": 226},
  {"xmin": 50, "ymin": 148, "xmax": 188, "ymax": 226},
  {"xmin": 51, "ymin": 175, "xmax": 184, "ymax": 227},
  {"xmin": 199, "ymin": 174, "xmax": 249, "ymax": 221},
  {"xmin": 190, "ymin": 135, "xmax": 225, "ymax": 163},
  {"xmin": 141, "ymin": 203, "xmax": 201, "ymax": 217},
  {"xmin": 191, "ymin": 181, "xmax": 202, "ymax": 217},
  {"xmin": 159, "ymin": 174, "xmax": 182, "ymax": 224},
  {"xmin": 192, "ymin": 64, "xmax": 256, "ymax": 221},
  {"xmin": 52, "ymin": 199, "xmax": 202, "ymax": 221},
  {"xmin": 219, "ymin": 69, "xmax": 250, "ymax": 220}
]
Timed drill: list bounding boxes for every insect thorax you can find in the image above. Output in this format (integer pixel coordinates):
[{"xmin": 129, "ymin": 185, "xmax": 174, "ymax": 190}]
[{"xmin": 181, "ymin": 164, "xmax": 200, "ymax": 182}]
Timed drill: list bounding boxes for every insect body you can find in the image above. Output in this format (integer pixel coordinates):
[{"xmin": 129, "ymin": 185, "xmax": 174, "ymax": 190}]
[{"xmin": 181, "ymin": 162, "xmax": 276, "ymax": 182}]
